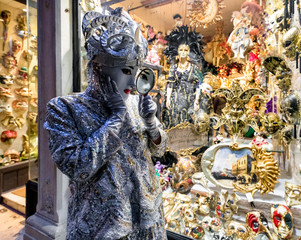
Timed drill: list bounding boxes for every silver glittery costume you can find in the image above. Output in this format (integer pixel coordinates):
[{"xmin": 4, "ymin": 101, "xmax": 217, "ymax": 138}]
[{"xmin": 44, "ymin": 7, "xmax": 167, "ymax": 240}]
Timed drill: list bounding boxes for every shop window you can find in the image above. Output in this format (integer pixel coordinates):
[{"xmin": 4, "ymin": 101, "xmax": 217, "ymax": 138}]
[{"xmin": 0, "ymin": 0, "xmax": 38, "ymax": 194}]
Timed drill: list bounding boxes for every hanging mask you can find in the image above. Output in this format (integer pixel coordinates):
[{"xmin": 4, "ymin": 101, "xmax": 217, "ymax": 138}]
[
  {"xmin": 12, "ymin": 39, "xmax": 22, "ymax": 53},
  {"xmin": 285, "ymin": 182, "xmax": 301, "ymax": 207},
  {"xmin": 2, "ymin": 52, "xmax": 17, "ymax": 70},
  {"xmin": 226, "ymin": 221, "xmax": 250, "ymax": 240},
  {"xmin": 246, "ymin": 211, "xmax": 272, "ymax": 240},
  {"xmin": 280, "ymin": 91, "xmax": 301, "ymax": 124},
  {"xmin": 263, "ymin": 113, "xmax": 283, "ymax": 135},
  {"xmin": 271, "ymin": 204, "xmax": 293, "ymax": 239},
  {"xmin": 274, "ymin": 65, "xmax": 292, "ymax": 93}
]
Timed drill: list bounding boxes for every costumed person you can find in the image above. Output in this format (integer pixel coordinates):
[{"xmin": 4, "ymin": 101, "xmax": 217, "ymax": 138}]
[
  {"xmin": 44, "ymin": 8, "xmax": 168, "ymax": 240},
  {"xmin": 162, "ymin": 26, "xmax": 204, "ymax": 129}
]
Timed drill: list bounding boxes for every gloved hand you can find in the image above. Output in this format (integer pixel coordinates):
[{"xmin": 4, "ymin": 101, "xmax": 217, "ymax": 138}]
[
  {"xmin": 99, "ymin": 76, "xmax": 126, "ymax": 133},
  {"xmin": 139, "ymin": 95, "xmax": 160, "ymax": 141}
]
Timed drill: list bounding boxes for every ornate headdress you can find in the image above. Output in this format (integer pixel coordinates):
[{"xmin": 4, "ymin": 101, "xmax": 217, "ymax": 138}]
[
  {"xmin": 163, "ymin": 25, "xmax": 204, "ymax": 65},
  {"xmin": 82, "ymin": 7, "xmax": 148, "ymax": 67}
]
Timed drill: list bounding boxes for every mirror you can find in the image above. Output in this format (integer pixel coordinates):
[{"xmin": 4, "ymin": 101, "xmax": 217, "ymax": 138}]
[{"xmin": 136, "ymin": 68, "xmax": 155, "ymax": 95}]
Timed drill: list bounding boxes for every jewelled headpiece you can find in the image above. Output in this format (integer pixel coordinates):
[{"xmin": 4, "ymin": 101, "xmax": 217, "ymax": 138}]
[
  {"xmin": 82, "ymin": 7, "xmax": 148, "ymax": 67},
  {"xmin": 163, "ymin": 25, "xmax": 204, "ymax": 65}
]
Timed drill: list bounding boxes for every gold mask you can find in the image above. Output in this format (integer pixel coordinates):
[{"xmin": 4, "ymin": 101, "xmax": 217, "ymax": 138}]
[
  {"xmin": 193, "ymin": 111, "xmax": 210, "ymax": 133},
  {"xmin": 285, "ymin": 182, "xmax": 301, "ymax": 207},
  {"xmin": 263, "ymin": 113, "xmax": 282, "ymax": 135},
  {"xmin": 227, "ymin": 221, "xmax": 250, "ymax": 240}
]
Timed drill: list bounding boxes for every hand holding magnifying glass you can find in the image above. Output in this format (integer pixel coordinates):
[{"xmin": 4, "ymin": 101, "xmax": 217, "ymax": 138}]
[{"xmin": 136, "ymin": 68, "xmax": 161, "ymax": 143}]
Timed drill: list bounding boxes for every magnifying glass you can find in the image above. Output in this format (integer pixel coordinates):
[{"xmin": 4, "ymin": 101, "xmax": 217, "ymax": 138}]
[{"xmin": 136, "ymin": 68, "xmax": 155, "ymax": 95}]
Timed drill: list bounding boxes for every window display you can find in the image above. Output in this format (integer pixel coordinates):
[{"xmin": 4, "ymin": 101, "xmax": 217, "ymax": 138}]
[
  {"xmin": 78, "ymin": 0, "xmax": 301, "ymax": 239},
  {"xmin": 0, "ymin": 1, "xmax": 38, "ymax": 172}
]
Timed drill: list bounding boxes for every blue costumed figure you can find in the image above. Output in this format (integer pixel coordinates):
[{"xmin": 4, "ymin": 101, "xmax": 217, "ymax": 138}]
[{"xmin": 44, "ymin": 7, "xmax": 168, "ymax": 240}]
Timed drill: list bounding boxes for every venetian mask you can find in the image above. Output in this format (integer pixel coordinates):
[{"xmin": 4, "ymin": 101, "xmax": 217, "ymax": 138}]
[
  {"xmin": 202, "ymin": 216, "xmax": 223, "ymax": 234},
  {"xmin": 15, "ymin": 87, "xmax": 32, "ymax": 97},
  {"xmin": 285, "ymin": 182, "xmax": 301, "ymax": 207},
  {"xmin": 0, "ymin": 74, "xmax": 14, "ymax": 85},
  {"xmin": 274, "ymin": 65, "xmax": 292, "ymax": 93},
  {"xmin": 263, "ymin": 113, "xmax": 282, "ymax": 135},
  {"xmin": 178, "ymin": 44, "xmax": 190, "ymax": 59},
  {"xmin": 12, "ymin": 40, "xmax": 21, "ymax": 53},
  {"xmin": 215, "ymin": 191, "xmax": 239, "ymax": 222},
  {"xmin": 2, "ymin": 52, "xmax": 17, "ymax": 70},
  {"xmin": 197, "ymin": 196, "xmax": 210, "ymax": 216},
  {"xmin": 0, "ymin": 87, "xmax": 13, "ymax": 98},
  {"xmin": 3, "ymin": 149, "xmax": 20, "ymax": 165},
  {"xmin": 271, "ymin": 204, "xmax": 293, "ymax": 239},
  {"xmin": 12, "ymin": 99, "xmax": 28, "ymax": 111},
  {"xmin": 0, "ymin": 103, "xmax": 12, "ymax": 114},
  {"xmin": 170, "ymin": 193, "xmax": 191, "ymax": 220},
  {"xmin": 227, "ymin": 221, "xmax": 250, "ymax": 240},
  {"xmin": 280, "ymin": 91, "xmax": 301, "ymax": 124},
  {"xmin": 162, "ymin": 192, "xmax": 176, "ymax": 218},
  {"xmin": 193, "ymin": 110, "xmax": 210, "ymax": 133},
  {"xmin": 16, "ymin": 67, "xmax": 29, "ymax": 86},
  {"xmin": 189, "ymin": 224, "xmax": 204, "ymax": 239},
  {"xmin": 246, "ymin": 211, "xmax": 272, "ymax": 240}
]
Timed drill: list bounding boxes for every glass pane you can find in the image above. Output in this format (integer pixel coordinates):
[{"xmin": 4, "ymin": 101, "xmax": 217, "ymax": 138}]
[
  {"xmin": 27, "ymin": 0, "xmax": 38, "ymax": 180},
  {"xmin": 0, "ymin": 0, "xmax": 38, "ymax": 180}
]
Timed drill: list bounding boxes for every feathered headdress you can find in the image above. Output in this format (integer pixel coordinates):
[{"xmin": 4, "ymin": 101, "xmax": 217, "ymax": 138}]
[{"xmin": 163, "ymin": 25, "xmax": 204, "ymax": 65}]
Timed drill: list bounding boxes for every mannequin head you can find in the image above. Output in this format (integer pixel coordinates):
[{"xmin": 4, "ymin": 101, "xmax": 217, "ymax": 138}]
[
  {"xmin": 271, "ymin": 204, "xmax": 293, "ymax": 239},
  {"xmin": 177, "ymin": 44, "xmax": 190, "ymax": 61}
]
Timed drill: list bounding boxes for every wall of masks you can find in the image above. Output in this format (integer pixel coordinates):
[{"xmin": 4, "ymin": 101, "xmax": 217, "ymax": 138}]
[{"xmin": 0, "ymin": 1, "xmax": 38, "ymax": 170}]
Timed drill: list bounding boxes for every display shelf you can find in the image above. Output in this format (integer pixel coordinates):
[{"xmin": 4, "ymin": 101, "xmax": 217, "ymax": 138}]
[{"xmin": 0, "ymin": 159, "xmax": 35, "ymax": 198}]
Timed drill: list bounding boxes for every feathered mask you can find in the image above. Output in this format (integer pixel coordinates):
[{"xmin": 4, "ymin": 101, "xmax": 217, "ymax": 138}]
[
  {"xmin": 82, "ymin": 7, "xmax": 148, "ymax": 67},
  {"xmin": 163, "ymin": 25, "xmax": 204, "ymax": 65}
]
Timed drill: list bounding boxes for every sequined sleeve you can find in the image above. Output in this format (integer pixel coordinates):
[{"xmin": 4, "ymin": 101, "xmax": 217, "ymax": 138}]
[{"xmin": 44, "ymin": 97, "xmax": 123, "ymax": 182}]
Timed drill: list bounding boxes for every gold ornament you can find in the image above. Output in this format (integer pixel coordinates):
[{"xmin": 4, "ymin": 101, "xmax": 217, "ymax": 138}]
[
  {"xmin": 226, "ymin": 221, "xmax": 251, "ymax": 240},
  {"xmin": 187, "ymin": 0, "xmax": 225, "ymax": 28},
  {"xmin": 233, "ymin": 145, "xmax": 280, "ymax": 196},
  {"xmin": 212, "ymin": 79, "xmax": 266, "ymax": 138},
  {"xmin": 285, "ymin": 182, "xmax": 301, "ymax": 207}
]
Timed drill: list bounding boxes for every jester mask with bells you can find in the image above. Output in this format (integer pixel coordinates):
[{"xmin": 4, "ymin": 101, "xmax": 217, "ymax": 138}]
[
  {"xmin": 246, "ymin": 211, "xmax": 272, "ymax": 240},
  {"xmin": 285, "ymin": 182, "xmax": 301, "ymax": 207},
  {"xmin": 271, "ymin": 204, "xmax": 293, "ymax": 239}
]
